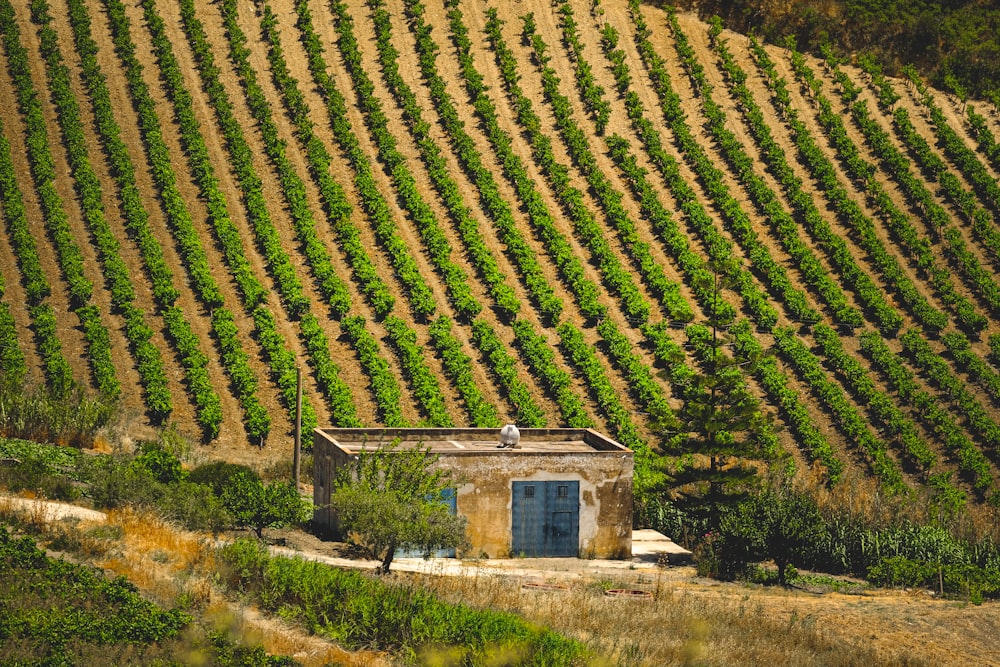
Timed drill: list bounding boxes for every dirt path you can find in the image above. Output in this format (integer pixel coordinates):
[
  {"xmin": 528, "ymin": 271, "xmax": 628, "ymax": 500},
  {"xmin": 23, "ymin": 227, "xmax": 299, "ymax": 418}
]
[
  {"xmin": 10, "ymin": 0, "xmax": 154, "ymax": 416},
  {"xmin": 394, "ymin": 0, "xmax": 570, "ymax": 426},
  {"xmin": 231, "ymin": 0, "xmax": 382, "ymax": 427},
  {"xmin": 47, "ymin": 0, "xmax": 202, "ymax": 429},
  {"xmin": 76, "ymin": 0, "xmax": 249, "ymax": 449},
  {"xmin": 0, "ymin": 183, "xmax": 44, "ymax": 385}
]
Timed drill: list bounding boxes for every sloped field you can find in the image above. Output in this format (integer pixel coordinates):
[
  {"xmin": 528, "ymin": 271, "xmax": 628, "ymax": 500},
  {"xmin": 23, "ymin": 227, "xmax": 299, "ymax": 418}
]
[{"xmin": 2, "ymin": 0, "xmax": 1000, "ymax": 503}]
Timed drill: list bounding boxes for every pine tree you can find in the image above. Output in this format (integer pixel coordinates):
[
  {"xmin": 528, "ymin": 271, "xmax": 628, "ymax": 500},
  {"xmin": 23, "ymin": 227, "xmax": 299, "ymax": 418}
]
[{"xmin": 662, "ymin": 269, "xmax": 777, "ymax": 529}]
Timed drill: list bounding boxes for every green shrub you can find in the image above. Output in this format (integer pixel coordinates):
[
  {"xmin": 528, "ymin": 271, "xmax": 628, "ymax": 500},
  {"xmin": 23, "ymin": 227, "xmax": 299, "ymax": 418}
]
[
  {"xmin": 0, "ymin": 453, "xmax": 80, "ymax": 501},
  {"xmin": 157, "ymin": 480, "xmax": 230, "ymax": 533},
  {"xmin": 220, "ymin": 473, "xmax": 310, "ymax": 539},
  {"xmin": 0, "ymin": 526, "xmax": 190, "ymax": 654},
  {"xmin": 866, "ymin": 556, "xmax": 938, "ymax": 589},
  {"xmin": 85, "ymin": 454, "xmax": 159, "ymax": 509},
  {"xmin": 0, "ymin": 525, "xmax": 293, "ymax": 664},
  {"xmin": 0, "ymin": 437, "xmax": 84, "ymax": 471},
  {"xmin": 701, "ymin": 485, "xmax": 1000, "ymax": 600},
  {"xmin": 867, "ymin": 556, "xmax": 1000, "ymax": 603},
  {"xmin": 84, "ymin": 454, "xmax": 229, "ymax": 532},
  {"xmin": 189, "ymin": 461, "xmax": 259, "ymax": 494},
  {"xmin": 718, "ymin": 487, "xmax": 827, "ymax": 584},
  {"xmin": 133, "ymin": 441, "xmax": 185, "ymax": 484},
  {"xmin": 0, "ymin": 438, "xmax": 88, "ymax": 501}
]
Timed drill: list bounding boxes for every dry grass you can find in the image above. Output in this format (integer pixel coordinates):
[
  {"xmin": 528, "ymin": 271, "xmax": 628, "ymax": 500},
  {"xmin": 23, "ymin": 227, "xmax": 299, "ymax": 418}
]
[
  {"xmin": 410, "ymin": 569, "xmax": 913, "ymax": 666},
  {"xmin": 406, "ymin": 544, "xmax": 999, "ymax": 665},
  {"xmin": 95, "ymin": 508, "xmax": 384, "ymax": 667}
]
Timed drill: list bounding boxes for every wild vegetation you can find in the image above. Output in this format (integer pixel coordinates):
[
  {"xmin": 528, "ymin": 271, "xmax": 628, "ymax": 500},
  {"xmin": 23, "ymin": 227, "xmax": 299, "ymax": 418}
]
[
  {"xmin": 0, "ymin": 431, "xmax": 591, "ymax": 665},
  {"xmin": 0, "ymin": 525, "xmax": 295, "ymax": 665},
  {"xmin": 670, "ymin": 0, "xmax": 1000, "ymax": 106}
]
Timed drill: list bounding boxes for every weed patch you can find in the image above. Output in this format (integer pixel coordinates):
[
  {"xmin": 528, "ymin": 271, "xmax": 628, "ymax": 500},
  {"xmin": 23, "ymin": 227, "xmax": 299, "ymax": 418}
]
[{"xmin": 217, "ymin": 538, "xmax": 589, "ymax": 665}]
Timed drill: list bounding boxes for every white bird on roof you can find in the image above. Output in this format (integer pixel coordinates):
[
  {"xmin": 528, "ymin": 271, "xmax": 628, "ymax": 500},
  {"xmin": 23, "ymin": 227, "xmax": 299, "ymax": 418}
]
[{"xmin": 498, "ymin": 424, "xmax": 520, "ymax": 448}]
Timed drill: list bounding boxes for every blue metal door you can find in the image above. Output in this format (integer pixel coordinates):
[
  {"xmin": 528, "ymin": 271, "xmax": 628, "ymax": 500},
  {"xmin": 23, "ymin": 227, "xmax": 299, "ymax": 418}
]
[
  {"xmin": 511, "ymin": 481, "xmax": 544, "ymax": 557},
  {"xmin": 546, "ymin": 481, "xmax": 580, "ymax": 557},
  {"xmin": 511, "ymin": 481, "xmax": 579, "ymax": 557}
]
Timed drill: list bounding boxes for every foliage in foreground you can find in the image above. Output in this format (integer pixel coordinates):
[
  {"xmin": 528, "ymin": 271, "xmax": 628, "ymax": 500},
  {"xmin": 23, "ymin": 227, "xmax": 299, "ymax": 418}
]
[
  {"xmin": 702, "ymin": 487, "xmax": 1000, "ymax": 602},
  {"xmin": 329, "ymin": 441, "xmax": 467, "ymax": 573},
  {"xmin": 0, "ymin": 376, "xmax": 118, "ymax": 448},
  {"xmin": 218, "ymin": 538, "xmax": 588, "ymax": 666},
  {"xmin": 0, "ymin": 526, "xmax": 293, "ymax": 666}
]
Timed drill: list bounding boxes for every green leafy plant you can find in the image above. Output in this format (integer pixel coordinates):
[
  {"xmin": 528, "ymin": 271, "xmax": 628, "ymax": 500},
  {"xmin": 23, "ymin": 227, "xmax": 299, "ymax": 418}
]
[
  {"xmin": 188, "ymin": 461, "xmax": 259, "ymax": 495},
  {"xmin": 0, "ymin": 526, "xmax": 294, "ymax": 664},
  {"xmin": 220, "ymin": 472, "xmax": 311, "ymax": 539},
  {"xmin": 328, "ymin": 441, "xmax": 466, "ymax": 573},
  {"xmin": 133, "ymin": 441, "xmax": 185, "ymax": 485},
  {"xmin": 718, "ymin": 487, "xmax": 827, "ymax": 585},
  {"xmin": 218, "ymin": 538, "xmax": 586, "ymax": 662}
]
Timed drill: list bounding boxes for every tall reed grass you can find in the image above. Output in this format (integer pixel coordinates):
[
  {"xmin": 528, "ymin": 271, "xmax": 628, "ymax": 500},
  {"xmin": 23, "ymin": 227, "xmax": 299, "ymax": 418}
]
[{"xmin": 0, "ymin": 375, "xmax": 118, "ymax": 447}]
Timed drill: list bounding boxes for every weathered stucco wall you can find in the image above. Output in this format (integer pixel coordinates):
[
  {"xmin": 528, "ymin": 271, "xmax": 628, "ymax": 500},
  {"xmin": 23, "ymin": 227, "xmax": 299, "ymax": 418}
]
[
  {"xmin": 313, "ymin": 429, "xmax": 633, "ymax": 559},
  {"xmin": 437, "ymin": 452, "xmax": 632, "ymax": 559}
]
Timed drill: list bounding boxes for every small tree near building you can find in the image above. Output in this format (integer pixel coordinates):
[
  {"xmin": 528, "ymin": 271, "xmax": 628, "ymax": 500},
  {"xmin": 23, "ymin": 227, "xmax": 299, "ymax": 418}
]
[
  {"xmin": 718, "ymin": 487, "xmax": 827, "ymax": 585},
  {"xmin": 328, "ymin": 441, "xmax": 467, "ymax": 574},
  {"xmin": 221, "ymin": 472, "xmax": 311, "ymax": 539}
]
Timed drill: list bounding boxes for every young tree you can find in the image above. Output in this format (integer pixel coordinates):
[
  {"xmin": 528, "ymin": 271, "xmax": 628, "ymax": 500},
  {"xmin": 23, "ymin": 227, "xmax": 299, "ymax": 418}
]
[
  {"xmin": 661, "ymin": 269, "xmax": 778, "ymax": 530},
  {"xmin": 220, "ymin": 472, "xmax": 311, "ymax": 539},
  {"xmin": 328, "ymin": 441, "xmax": 467, "ymax": 573},
  {"xmin": 719, "ymin": 487, "xmax": 827, "ymax": 585}
]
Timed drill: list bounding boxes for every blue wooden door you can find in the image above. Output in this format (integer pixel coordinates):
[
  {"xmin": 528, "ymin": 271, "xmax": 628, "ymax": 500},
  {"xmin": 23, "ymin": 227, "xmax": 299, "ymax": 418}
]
[{"xmin": 511, "ymin": 481, "xmax": 579, "ymax": 557}]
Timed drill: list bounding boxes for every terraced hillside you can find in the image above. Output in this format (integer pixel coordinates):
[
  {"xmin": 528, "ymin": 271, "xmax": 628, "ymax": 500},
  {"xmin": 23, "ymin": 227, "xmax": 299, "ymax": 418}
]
[{"xmin": 2, "ymin": 0, "xmax": 1000, "ymax": 504}]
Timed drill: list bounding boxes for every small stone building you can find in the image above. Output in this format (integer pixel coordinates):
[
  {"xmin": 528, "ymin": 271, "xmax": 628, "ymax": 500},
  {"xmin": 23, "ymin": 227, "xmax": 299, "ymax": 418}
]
[{"xmin": 313, "ymin": 427, "xmax": 633, "ymax": 559}]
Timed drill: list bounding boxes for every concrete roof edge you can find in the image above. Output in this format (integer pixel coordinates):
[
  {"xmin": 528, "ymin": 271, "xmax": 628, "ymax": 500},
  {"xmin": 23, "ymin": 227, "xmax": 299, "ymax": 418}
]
[{"xmin": 312, "ymin": 427, "xmax": 632, "ymax": 453}]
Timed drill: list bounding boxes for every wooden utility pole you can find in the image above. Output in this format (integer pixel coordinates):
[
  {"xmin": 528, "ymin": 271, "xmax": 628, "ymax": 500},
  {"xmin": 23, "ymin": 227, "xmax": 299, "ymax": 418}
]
[{"xmin": 293, "ymin": 367, "xmax": 302, "ymax": 489}]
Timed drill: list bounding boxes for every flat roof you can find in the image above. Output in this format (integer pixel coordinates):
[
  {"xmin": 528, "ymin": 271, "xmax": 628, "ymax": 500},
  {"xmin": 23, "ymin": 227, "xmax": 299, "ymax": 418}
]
[{"xmin": 314, "ymin": 428, "xmax": 631, "ymax": 455}]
